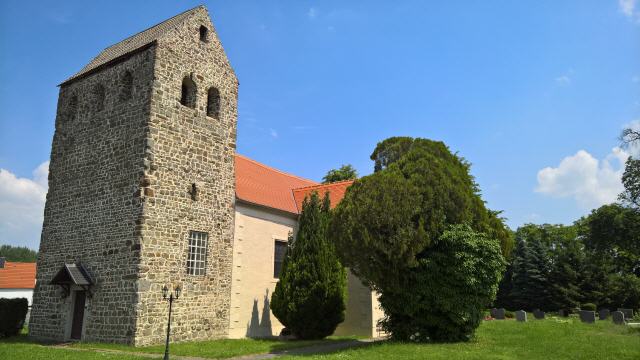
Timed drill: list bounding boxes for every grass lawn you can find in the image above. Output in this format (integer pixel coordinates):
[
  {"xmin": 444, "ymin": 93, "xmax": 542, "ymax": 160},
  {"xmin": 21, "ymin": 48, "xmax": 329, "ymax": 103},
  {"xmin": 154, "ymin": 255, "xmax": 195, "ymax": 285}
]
[
  {"xmin": 2, "ymin": 318, "xmax": 638, "ymax": 360},
  {"xmin": 0, "ymin": 332, "xmax": 356, "ymax": 360},
  {"xmin": 281, "ymin": 317, "xmax": 640, "ymax": 360},
  {"xmin": 70, "ymin": 337, "xmax": 354, "ymax": 358},
  {"xmin": 0, "ymin": 336, "xmax": 148, "ymax": 360}
]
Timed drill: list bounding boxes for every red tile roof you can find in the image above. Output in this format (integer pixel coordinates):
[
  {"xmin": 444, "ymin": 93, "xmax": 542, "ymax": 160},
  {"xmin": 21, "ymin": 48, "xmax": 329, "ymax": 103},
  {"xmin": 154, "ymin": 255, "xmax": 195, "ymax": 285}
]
[
  {"xmin": 292, "ymin": 180, "xmax": 355, "ymax": 213},
  {"xmin": 235, "ymin": 154, "xmax": 318, "ymax": 214},
  {"xmin": 234, "ymin": 154, "xmax": 354, "ymax": 214},
  {"xmin": 0, "ymin": 262, "xmax": 36, "ymax": 289}
]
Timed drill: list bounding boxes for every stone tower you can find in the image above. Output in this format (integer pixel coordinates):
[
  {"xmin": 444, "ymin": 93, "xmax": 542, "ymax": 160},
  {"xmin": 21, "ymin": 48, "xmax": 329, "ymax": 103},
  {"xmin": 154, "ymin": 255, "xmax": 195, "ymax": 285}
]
[{"xmin": 29, "ymin": 6, "xmax": 238, "ymax": 345}]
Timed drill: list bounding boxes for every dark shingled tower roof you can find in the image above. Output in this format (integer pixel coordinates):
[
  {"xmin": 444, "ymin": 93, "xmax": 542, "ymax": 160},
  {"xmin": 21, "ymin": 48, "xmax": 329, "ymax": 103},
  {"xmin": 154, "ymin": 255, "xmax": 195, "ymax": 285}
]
[{"xmin": 61, "ymin": 6, "xmax": 203, "ymax": 85}]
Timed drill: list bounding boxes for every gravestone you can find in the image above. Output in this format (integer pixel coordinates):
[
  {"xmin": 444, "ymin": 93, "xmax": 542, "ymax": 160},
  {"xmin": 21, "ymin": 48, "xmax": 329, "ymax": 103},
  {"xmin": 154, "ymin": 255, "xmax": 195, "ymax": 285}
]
[
  {"xmin": 612, "ymin": 311, "xmax": 625, "ymax": 325},
  {"xmin": 579, "ymin": 310, "xmax": 596, "ymax": 323},
  {"xmin": 515, "ymin": 310, "xmax": 527, "ymax": 322},
  {"xmin": 618, "ymin": 308, "xmax": 633, "ymax": 319},
  {"xmin": 598, "ymin": 309, "xmax": 610, "ymax": 320},
  {"xmin": 495, "ymin": 308, "xmax": 506, "ymax": 320},
  {"xmin": 490, "ymin": 308, "xmax": 497, "ymax": 318},
  {"xmin": 533, "ymin": 309, "xmax": 545, "ymax": 319},
  {"xmin": 559, "ymin": 309, "xmax": 569, "ymax": 317}
]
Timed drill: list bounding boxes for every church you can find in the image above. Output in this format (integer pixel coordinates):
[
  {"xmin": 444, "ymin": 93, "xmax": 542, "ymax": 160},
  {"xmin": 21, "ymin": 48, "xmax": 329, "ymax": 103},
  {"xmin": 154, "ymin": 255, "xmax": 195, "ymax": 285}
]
[{"xmin": 29, "ymin": 6, "xmax": 383, "ymax": 345}]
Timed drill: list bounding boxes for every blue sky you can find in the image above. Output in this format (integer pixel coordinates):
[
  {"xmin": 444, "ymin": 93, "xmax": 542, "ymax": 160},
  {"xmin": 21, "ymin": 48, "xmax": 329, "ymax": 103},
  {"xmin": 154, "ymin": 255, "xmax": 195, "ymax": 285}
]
[{"xmin": 1, "ymin": 1, "xmax": 639, "ymax": 249}]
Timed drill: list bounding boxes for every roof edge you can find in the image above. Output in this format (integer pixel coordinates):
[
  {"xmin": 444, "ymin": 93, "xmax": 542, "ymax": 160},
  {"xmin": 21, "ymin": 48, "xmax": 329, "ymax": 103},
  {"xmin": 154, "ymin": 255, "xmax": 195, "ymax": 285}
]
[{"xmin": 235, "ymin": 154, "xmax": 318, "ymax": 185}]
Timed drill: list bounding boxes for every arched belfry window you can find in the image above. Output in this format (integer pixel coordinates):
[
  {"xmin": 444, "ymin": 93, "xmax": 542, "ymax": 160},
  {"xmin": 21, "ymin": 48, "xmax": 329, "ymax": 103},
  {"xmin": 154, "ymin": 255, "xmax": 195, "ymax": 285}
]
[
  {"xmin": 94, "ymin": 84, "xmax": 105, "ymax": 112},
  {"xmin": 180, "ymin": 77, "xmax": 197, "ymax": 108},
  {"xmin": 199, "ymin": 25, "xmax": 209, "ymax": 42},
  {"xmin": 119, "ymin": 71, "xmax": 133, "ymax": 102},
  {"xmin": 207, "ymin": 87, "xmax": 220, "ymax": 118}
]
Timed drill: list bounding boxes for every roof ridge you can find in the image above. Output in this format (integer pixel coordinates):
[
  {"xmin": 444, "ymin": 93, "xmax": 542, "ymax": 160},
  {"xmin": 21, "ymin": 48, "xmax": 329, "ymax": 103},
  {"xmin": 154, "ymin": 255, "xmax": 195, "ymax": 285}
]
[
  {"xmin": 235, "ymin": 154, "xmax": 318, "ymax": 184},
  {"xmin": 292, "ymin": 179, "xmax": 355, "ymax": 191},
  {"xmin": 100, "ymin": 5, "xmax": 203, "ymax": 53}
]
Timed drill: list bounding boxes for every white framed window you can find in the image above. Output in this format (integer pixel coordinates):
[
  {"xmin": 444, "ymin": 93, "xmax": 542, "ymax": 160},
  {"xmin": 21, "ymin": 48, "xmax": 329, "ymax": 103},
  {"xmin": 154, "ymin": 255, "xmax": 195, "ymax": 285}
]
[{"xmin": 187, "ymin": 231, "xmax": 208, "ymax": 275}]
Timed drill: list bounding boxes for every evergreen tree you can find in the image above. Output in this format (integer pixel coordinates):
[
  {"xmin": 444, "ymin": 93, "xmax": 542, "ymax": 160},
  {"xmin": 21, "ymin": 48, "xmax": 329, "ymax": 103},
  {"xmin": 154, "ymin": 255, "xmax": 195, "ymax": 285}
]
[
  {"xmin": 528, "ymin": 238, "xmax": 552, "ymax": 310},
  {"xmin": 270, "ymin": 192, "xmax": 347, "ymax": 339},
  {"xmin": 547, "ymin": 239, "xmax": 584, "ymax": 311}
]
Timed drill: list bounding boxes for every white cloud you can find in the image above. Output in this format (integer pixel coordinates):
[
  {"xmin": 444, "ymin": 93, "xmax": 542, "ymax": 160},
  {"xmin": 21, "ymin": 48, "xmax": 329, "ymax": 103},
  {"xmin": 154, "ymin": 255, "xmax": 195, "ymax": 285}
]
[
  {"xmin": 308, "ymin": 7, "xmax": 317, "ymax": 19},
  {"xmin": 0, "ymin": 161, "xmax": 49, "ymax": 249},
  {"xmin": 620, "ymin": 0, "xmax": 636, "ymax": 17},
  {"xmin": 536, "ymin": 148, "xmax": 627, "ymax": 209},
  {"xmin": 269, "ymin": 128, "xmax": 278, "ymax": 139}
]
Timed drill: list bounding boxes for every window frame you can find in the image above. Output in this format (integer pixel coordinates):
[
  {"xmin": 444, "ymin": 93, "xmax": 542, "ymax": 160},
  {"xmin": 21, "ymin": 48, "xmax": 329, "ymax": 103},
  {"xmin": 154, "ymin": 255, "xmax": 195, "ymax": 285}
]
[{"xmin": 186, "ymin": 231, "xmax": 209, "ymax": 276}]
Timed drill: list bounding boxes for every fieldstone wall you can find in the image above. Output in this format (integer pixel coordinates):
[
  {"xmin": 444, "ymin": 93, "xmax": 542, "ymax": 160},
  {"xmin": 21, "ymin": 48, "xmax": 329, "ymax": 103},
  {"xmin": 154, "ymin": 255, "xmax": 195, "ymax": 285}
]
[
  {"xmin": 133, "ymin": 8, "xmax": 238, "ymax": 346},
  {"xmin": 30, "ymin": 46, "xmax": 156, "ymax": 343}
]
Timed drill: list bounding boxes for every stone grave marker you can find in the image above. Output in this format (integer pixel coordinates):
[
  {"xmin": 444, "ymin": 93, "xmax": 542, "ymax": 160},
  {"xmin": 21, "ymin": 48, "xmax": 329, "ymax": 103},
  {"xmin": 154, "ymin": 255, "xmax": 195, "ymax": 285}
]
[
  {"xmin": 598, "ymin": 309, "xmax": 610, "ymax": 320},
  {"xmin": 515, "ymin": 310, "xmax": 527, "ymax": 322},
  {"xmin": 490, "ymin": 308, "xmax": 497, "ymax": 318},
  {"xmin": 612, "ymin": 311, "xmax": 625, "ymax": 325},
  {"xmin": 495, "ymin": 308, "xmax": 505, "ymax": 320},
  {"xmin": 617, "ymin": 308, "xmax": 633, "ymax": 319},
  {"xmin": 579, "ymin": 310, "xmax": 596, "ymax": 323},
  {"xmin": 533, "ymin": 309, "xmax": 545, "ymax": 319}
]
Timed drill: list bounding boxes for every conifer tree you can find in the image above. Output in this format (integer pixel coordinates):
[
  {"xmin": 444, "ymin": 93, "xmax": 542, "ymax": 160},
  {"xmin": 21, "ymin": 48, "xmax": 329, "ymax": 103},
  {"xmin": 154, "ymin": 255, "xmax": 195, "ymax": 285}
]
[
  {"xmin": 547, "ymin": 239, "xmax": 583, "ymax": 311},
  {"xmin": 270, "ymin": 192, "xmax": 347, "ymax": 339}
]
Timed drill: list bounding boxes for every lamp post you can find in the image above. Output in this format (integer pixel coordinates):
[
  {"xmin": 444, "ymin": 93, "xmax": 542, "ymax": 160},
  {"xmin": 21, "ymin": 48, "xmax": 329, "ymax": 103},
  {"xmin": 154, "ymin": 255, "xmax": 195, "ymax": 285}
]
[{"xmin": 162, "ymin": 284, "xmax": 181, "ymax": 360}]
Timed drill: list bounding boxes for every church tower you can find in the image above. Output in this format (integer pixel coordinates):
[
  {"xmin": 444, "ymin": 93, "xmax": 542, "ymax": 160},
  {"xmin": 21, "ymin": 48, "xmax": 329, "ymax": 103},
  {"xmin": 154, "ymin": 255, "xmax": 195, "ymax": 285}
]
[{"xmin": 29, "ymin": 6, "xmax": 238, "ymax": 345}]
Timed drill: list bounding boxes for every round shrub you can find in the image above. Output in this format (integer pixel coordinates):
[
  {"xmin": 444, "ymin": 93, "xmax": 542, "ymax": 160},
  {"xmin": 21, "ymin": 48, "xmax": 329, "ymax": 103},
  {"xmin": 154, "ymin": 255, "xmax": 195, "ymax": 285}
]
[
  {"xmin": 0, "ymin": 298, "xmax": 28, "ymax": 337},
  {"xmin": 581, "ymin": 303, "xmax": 597, "ymax": 311}
]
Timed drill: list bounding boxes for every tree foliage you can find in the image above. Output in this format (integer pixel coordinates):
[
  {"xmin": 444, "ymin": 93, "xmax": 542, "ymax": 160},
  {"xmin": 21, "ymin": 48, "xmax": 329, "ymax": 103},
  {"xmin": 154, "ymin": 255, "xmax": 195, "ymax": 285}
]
[
  {"xmin": 619, "ymin": 157, "xmax": 640, "ymax": 208},
  {"xmin": 331, "ymin": 137, "xmax": 507, "ymax": 341},
  {"xmin": 379, "ymin": 225, "xmax": 504, "ymax": 342},
  {"xmin": 270, "ymin": 192, "xmax": 347, "ymax": 339},
  {"xmin": 0, "ymin": 245, "xmax": 37, "ymax": 262},
  {"xmin": 322, "ymin": 164, "xmax": 358, "ymax": 183}
]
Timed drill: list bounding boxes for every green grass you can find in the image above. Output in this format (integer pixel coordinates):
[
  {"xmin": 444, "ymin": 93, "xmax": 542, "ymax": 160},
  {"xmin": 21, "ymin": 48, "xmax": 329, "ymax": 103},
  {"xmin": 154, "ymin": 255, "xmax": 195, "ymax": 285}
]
[
  {"xmin": 2, "ymin": 319, "xmax": 638, "ymax": 360},
  {"xmin": 281, "ymin": 318, "xmax": 640, "ymax": 360},
  {"xmin": 0, "ymin": 335, "xmax": 148, "ymax": 360},
  {"xmin": 70, "ymin": 337, "xmax": 354, "ymax": 359}
]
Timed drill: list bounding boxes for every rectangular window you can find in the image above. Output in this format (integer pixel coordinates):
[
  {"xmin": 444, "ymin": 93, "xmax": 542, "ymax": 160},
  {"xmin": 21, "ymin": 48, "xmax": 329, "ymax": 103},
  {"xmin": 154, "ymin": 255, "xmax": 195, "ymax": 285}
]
[
  {"xmin": 274, "ymin": 240, "xmax": 287, "ymax": 278},
  {"xmin": 186, "ymin": 231, "xmax": 208, "ymax": 276}
]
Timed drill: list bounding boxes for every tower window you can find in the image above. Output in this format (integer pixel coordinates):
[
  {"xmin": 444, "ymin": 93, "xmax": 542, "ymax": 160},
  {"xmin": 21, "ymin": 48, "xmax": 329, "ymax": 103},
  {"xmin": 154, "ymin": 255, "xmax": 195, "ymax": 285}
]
[
  {"xmin": 119, "ymin": 71, "xmax": 133, "ymax": 102},
  {"xmin": 187, "ymin": 231, "xmax": 208, "ymax": 276},
  {"xmin": 94, "ymin": 84, "xmax": 105, "ymax": 112},
  {"xmin": 180, "ymin": 77, "xmax": 197, "ymax": 108},
  {"xmin": 206, "ymin": 87, "xmax": 220, "ymax": 118},
  {"xmin": 199, "ymin": 25, "xmax": 209, "ymax": 42}
]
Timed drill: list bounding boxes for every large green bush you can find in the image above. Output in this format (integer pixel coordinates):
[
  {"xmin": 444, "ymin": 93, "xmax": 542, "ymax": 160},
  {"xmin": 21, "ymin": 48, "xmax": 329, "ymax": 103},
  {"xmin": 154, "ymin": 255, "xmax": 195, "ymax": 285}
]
[
  {"xmin": 378, "ymin": 225, "xmax": 504, "ymax": 342},
  {"xmin": 331, "ymin": 137, "xmax": 508, "ymax": 342},
  {"xmin": 270, "ymin": 192, "xmax": 347, "ymax": 339},
  {"xmin": 0, "ymin": 298, "xmax": 28, "ymax": 337}
]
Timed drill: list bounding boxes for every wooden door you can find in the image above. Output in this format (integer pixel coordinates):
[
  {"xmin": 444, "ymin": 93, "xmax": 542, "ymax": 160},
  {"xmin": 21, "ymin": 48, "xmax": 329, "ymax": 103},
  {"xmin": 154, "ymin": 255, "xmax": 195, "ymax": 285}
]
[{"xmin": 70, "ymin": 291, "xmax": 86, "ymax": 340}]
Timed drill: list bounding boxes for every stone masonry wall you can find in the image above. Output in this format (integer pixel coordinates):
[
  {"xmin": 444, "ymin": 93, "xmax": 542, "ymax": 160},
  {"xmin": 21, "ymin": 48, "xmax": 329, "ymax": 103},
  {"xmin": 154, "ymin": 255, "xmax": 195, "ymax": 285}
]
[
  {"xmin": 29, "ymin": 46, "xmax": 156, "ymax": 343},
  {"xmin": 133, "ymin": 8, "xmax": 238, "ymax": 345}
]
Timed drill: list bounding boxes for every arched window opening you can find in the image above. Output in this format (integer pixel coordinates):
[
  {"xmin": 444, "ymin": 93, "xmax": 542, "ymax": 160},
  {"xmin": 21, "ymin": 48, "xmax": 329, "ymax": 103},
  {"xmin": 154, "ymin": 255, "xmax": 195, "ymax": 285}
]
[
  {"xmin": 206, "ymin": 87, "xmax": 220, "ymax": 118},
  {"xmin": 199, "ymin": 25, "xmax": 209, "ymax": 42},
  {"xmin": 94, "ymin": 84, "xmax": 106, "ymax": 112},
  {"xmin": 119, "ymin": 71, "xmax": 133, "ymax": 102},
  {"xmin": 180, "ymin": 77, "xmax": 197, "ymax": 108},
  {"xmin": 67, "ymin": 95, "xmax": 78, "ymax": 122}
]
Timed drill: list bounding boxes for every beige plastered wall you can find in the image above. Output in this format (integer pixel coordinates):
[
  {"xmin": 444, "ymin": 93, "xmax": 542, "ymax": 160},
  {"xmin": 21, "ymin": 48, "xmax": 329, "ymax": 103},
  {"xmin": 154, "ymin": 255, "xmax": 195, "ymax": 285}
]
[{"xmin": 229, "ymin": 201, "xmax": 384, "ymax": 339}]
